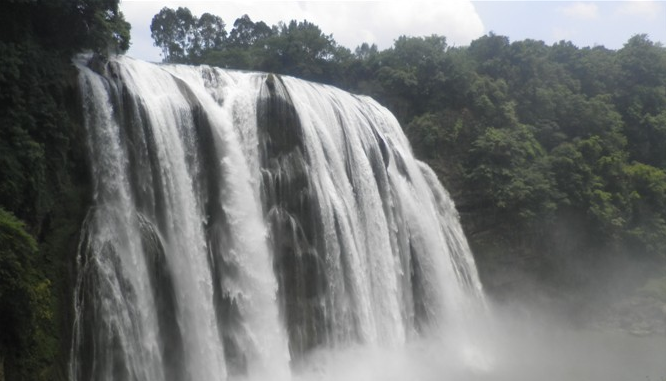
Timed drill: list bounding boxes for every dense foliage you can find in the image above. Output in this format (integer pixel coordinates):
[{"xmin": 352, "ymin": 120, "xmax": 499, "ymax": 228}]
[
  {"xmin": 0, "ymin": 1, "xmax": 129, "ymax": 379},
  {"xmin": 0, "ymin": 208, "xmax": 52, "ymax": 380},
  {"xmin": 152, "ymin": 8, "xmax": 666, "ymax": 295},
  {"xmin": 150, "ymin": 8, "xmax": 350, "ymax": 83}
]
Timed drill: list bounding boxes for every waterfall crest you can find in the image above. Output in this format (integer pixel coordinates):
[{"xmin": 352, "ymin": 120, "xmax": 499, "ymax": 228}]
[{"xmin": 71, "ymin": 56, "xmax": 484, "ymax": 381}]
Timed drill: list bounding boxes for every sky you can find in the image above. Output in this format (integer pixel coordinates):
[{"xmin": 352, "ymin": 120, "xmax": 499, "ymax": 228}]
[{"xmin": 119, "ymin": 1, "xmax": 666, "ymax": 62}]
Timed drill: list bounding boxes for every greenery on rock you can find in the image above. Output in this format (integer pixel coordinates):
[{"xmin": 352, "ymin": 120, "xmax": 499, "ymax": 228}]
[
  {"xmin": 0, "ymin": 208, "xmax": 52, "ymax": 380},
  {"xmin": 0, "ymin": 1, "xmax": 129, "ymax": 379}
]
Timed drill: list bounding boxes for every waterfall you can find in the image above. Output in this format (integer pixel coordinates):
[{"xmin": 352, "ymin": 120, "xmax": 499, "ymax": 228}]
[{"xmin": 70, "ymin": 56, "xmax": 485, "ymax": 381}]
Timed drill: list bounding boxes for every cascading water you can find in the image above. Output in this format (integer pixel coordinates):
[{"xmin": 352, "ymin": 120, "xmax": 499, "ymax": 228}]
[{"xmin": 70, "ymin": 55, "xmax": 485, "ymax": 381}]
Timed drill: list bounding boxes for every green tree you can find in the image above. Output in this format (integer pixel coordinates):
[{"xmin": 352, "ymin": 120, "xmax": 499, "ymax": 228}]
[
  {"xmin": 150, "ymin": 6, "xmax": 197, "ymax": 62},
  {"xmin": 375, "ymin": 35, "xmax": 450, "ymax": 119},
  {"xmin": 202, "ymin": 15, "xmax": 274, "ymax": 70},
  {"xmin": 189, "ymin": 12, "xmax": 227, "ymax": 61},
  {"xmin": 260, "ymin": 20, "xmax": 339, "ymax": 82},
  {"xmin": 623, "ymin": 162, "xmax": 666, "ymax": 257},
  {"xmin": 615, "ymin": 35, "xmax": 666, "ymax": 165},
  {"xmin": 228, "ymin": 14, "xmax": 273, "ymax": 48},
  {"xmin": 467, "ymin": 124, "xmax": 555, "ymax": 226}
]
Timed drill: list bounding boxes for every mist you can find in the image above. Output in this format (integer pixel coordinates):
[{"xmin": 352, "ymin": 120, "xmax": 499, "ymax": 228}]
[
  {"xmin": 262, "ymin": 300, "xmax": 666, "ymax": 381},
  {"xmin": 232, "ymin": 254, "xmax": 666, "ymax": 381}
]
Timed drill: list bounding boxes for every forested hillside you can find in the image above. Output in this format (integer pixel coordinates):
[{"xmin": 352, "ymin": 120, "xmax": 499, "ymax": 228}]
[
  {"xmin": 0, "ymin": 1, "xmax": 129, "ymax": 379},
  {"xmin": 149, "ymin": 7, "xmax": 666, "ymax": 302}
]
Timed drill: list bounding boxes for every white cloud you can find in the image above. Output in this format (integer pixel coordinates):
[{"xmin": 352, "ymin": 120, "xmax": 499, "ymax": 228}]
[
  {"xmin": 560, "ymin": 2, "xmax": 599, "ymax": 20},
  {"xmin": 120, "ymin": 0, "xmax": 485, "ymax": 62},
  {"xmin": 300, "ymin": 1, "xmax": 484, "ymax": 49},
  {"xmin": 615, "ymin": 0, "xmax": 663, "ymax": 21}
]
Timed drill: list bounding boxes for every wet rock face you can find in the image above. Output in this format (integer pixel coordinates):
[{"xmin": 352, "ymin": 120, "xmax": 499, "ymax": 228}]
[{"xmin": 257, "ymin": 75, "xmax": 330, "ymax": 356}]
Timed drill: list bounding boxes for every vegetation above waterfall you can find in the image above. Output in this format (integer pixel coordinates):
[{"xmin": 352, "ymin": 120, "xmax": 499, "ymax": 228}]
[{"xmin": 150, "ymin": 7, "xmax": 666, "ymax": 294}]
